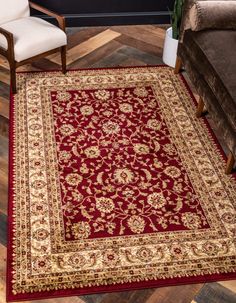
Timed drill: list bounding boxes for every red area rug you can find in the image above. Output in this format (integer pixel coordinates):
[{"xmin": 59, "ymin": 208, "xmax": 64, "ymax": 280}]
[{"xmin": 7, "ymin": 67, "xmax": 236, "ymax": 301}]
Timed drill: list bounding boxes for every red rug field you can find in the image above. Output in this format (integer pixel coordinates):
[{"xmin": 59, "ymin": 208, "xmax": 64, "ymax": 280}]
[{"xmin": 7, "ymin": 67, "xmax": 236, "ymax": 301}]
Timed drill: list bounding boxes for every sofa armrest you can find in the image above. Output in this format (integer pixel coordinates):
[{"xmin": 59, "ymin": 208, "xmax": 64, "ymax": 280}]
[
  {"xmin": 179, "ymin": 0, "xmax": 226, "ymax": 41},
  {"xmin": 190, "ymin": 1, "xmax": 236, "ymax": 31},
  {"xmin": 29, "ymin": 1, "xmax": 65, "ymax": 32},
  {"xmin": 179, "ymin": 0, "xmax": 194, "ymax": 41}
]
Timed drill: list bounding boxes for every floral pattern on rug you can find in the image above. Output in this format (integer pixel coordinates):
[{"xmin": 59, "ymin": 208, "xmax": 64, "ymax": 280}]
[
  {"xmin": 8, "ymin": 67, "xmax": 236, "ymax": 301},
  {"xmin": 51, "ymin": 86, "xmax": 209, "ymax": 239}
]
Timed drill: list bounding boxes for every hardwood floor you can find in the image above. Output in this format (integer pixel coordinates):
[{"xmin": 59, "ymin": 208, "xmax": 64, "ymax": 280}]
[{"xmin": 0, "ymin": 25, "xmax": 235, "ymax": 303}]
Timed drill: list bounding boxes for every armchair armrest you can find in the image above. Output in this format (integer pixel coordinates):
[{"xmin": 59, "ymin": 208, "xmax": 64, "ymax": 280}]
[
  {"xmin": 0, "ymin": 27, "xmax": 14, "ymax": 59},
  {"xmin": 29, "ymin": 1, "xmax": 65, "ymax": 31}
]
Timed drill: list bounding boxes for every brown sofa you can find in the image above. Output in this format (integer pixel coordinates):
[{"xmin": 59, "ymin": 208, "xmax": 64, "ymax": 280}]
[{"xmin": 174, "ymin": 0, "xmax": 236, "ymax": 174}]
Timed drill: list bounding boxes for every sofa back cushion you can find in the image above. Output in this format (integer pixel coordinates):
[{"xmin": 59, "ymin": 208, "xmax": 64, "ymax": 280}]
[{"xmin": 0, "ymin": 0, "xmax": 30, "ymax": 25}]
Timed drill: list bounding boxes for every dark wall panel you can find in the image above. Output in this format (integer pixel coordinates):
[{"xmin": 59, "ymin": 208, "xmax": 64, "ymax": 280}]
[
  {"xmin": 33, "ymin": 0, "xmax": 174, "ymax": 13},
  {"xmin": 32, "ymin": 0, "xmax": 174, "ymax": 26}
]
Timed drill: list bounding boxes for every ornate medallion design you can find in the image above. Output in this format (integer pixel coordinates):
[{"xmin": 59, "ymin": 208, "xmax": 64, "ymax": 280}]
[{"xmin": 8, "ymin": 67, "xmax": 236, "ymax": 301}]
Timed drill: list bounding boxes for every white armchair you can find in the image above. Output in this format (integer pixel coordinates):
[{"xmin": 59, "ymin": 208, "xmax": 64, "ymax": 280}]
[{"xmin": 0, "ymin": 0, "xmax": 67, "ymax": 93}]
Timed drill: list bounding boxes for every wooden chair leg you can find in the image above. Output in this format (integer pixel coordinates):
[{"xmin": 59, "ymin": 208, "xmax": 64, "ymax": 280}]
[
  {"xmin": 10, "ymin": 63, "xmax": 17, "ymax": 94},
  {"xmin": 61, "ymin": 45, "xmax": 67, "ymax": 74},
  {"xmin": 225, "ymin": 152, "xmax": 235, "ymax": 174},
  {"xmin": 196, "ymin": 97, "xmax": 204, "ymax": 118},
  {"xmin": 174, "ymin": 56, "xmax": 182, "ymax": 74}
]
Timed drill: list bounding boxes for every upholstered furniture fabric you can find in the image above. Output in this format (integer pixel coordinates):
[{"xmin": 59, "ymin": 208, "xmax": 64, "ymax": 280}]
[
  {"xmin": 0, "ymin": 17, "xmax": 67, "ymax": 62},
  {"xmin": 190, "ymin": 1, "xmax": 236, "ymax": 31},
  {"xmin": 178, "ymin": 30, "xmax": 236, "ymax": 155},
  {"xmin": 0, "ymin": 0, "xmax": 29, "ymax": 25},
  {"xmin": 177, "ymin": 0, "xmax": 236, "ymax": 158},
  {"xmin": 179, "ymin": 0, "xmax": 229, "ymax": 41}
]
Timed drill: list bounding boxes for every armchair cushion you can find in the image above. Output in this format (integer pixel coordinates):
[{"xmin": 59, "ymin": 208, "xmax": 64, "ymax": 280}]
[
  {"xmin": 189, "ymin": 1, "xmax": 236, "ymax": 31},
  {"xmin": 0, "ymin": 0, "xmax": 29, "ymax": 25},
  {"xmin": 0, "ymin": 17, "xmax": 67, "ymax": 62}
]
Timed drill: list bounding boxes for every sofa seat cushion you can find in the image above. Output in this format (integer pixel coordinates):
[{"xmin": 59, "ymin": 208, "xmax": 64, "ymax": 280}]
[
  {"xmin": 182, "ymin": 29, "xmax": 236, "ymax": 130},
  {"xmin": 0, "ymin": 17, "xmax": 67, "ymax": 62}
]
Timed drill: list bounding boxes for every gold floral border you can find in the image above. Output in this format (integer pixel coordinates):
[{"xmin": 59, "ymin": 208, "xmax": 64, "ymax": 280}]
[{"xmin": 10, "ymin": 67, "xmax": 236, "ymax": 295}]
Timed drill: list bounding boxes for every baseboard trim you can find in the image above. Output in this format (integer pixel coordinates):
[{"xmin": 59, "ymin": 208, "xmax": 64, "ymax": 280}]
[{"xmin": 34, "ymin": 11, "xmax": 171, "ymax": 26}]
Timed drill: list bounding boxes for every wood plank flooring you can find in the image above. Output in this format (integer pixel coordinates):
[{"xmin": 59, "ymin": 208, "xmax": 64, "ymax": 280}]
[{"xmin": 0, "ymin": 25, "xmax": 235, "ymax": 303}]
